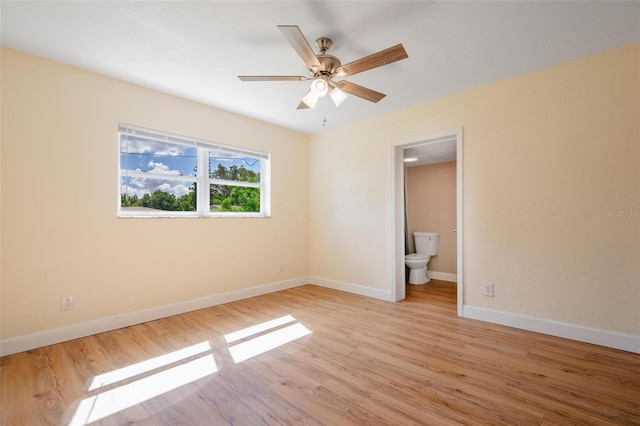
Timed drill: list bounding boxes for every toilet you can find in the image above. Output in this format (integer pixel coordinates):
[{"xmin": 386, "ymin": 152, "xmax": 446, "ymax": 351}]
[{"xmin": 405, "ymin": 232, "xmax": 440, "ymax": 285}]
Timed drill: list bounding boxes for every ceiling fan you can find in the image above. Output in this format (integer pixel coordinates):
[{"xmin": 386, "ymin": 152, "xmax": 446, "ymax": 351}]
[{"xmin": 238, "ymin": 25, "xmax": 408, "ymax": 110}]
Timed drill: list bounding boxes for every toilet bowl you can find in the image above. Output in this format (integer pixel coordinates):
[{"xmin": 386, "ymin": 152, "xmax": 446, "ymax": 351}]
[
  {"xmin": 405, "ymin": 232, "xmax": 439, "ymax": 285},
  {"xmin": 405, "ymin": 253, "xmax": 430, "ymax": 284}
]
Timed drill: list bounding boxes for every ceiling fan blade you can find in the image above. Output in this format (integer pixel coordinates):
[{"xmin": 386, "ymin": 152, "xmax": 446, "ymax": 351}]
[
  {"xmin": 336, "ymin": 81, "xmax": 386, "ymax": 103},
  {"xmin": 238, "ymin": 75, "xmax": 309, "ymax": 82},
  {"xmin": 277, "ymin": 25, "xmax": 322, "ymax": 70},
  {"xmin": 337, "ymin": 44, "xmax": 408, "ymax": 77},
  {"xmin": 297, "ymin": 101, "xmax": 310, "ymax": 110}
]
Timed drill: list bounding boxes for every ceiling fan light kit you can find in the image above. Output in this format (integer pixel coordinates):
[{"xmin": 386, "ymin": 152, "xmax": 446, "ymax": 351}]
[
  {"xmin": 301, "ymin": 90, "xmax": 319, "ymax": 109},
  {"xmin": 238, "ymin": 25, "xmax": 408, "ymax": 111},
  {"xmin": 329, "ymin": 85, "xmax": 348, "ymax": 107},
  {"xmin": 310, "ymin": 76, "xmax": 329, "ymax": 97}
]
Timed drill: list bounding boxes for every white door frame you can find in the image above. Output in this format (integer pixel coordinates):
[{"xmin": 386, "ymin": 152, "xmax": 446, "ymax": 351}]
[{"xmin": 390, "ymin": 127, "xmax": 464, "ymax": 316}]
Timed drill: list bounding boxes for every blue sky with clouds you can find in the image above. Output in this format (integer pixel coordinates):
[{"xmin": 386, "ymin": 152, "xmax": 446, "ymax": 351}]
[{"xmin": 120, "ymin": 135, "xmax": 261, "ymax": 199}]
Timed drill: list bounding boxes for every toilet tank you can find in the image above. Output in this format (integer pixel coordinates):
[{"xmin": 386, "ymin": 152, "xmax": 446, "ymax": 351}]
[{"xmin": 414, "ymin": 232, "xmax": 440, "ymax": 255}]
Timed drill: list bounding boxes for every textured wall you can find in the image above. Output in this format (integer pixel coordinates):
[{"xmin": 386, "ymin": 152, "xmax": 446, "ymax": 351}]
[
  {"xmin": 309, "ymin": 43, "xmax": 639, "ymax": 335},
  {"xmin": 1, "ymin": 48, "xmax": 309, "ymax": 340}
]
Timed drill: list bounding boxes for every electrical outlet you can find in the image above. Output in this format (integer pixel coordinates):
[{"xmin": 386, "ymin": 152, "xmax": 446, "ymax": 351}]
[
  {"xmin": 61, "ymin": 296, "xmax": 74, "ymax": 310},
  {"xmin": 482, "ymin": 283, "xmax": 494, "ymax": 297},
  {"xmin": 279, "ymin": 264, "xmax": 284, "ymax": 273}
]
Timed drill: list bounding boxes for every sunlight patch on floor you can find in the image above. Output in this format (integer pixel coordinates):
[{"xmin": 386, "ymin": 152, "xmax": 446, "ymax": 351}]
[
  {"xmin": 70, "ymin": 342, "xmax": 217, "ymax": 425},
  {"xmin": 89, "ymin": 341, "xmax": 212, "ymax": 391},
  {"xmin": 224, "ymin": 314, "xmax": 296, "ymax": 344},
  {"xmin": 69, "ymin": 316, "xmax": 312, "ymax": 424},
  {"xmin": 228, "ymin": 322, "xmax": 311, "ymax": 363}
]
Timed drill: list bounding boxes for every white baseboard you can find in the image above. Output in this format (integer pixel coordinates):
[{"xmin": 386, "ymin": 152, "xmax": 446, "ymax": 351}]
[
  {"xmin": 308, "ymin": 276, "xmax": 392, "ymax": 302},
  {"xmin": 8, "ymin": 280, "xmax": 633, "ymax": 357},
  {"xmin": 428, "ymin": 271, "xmax": 457, "ymax": 282},
  {"xmin": 463, "ymin": 305, "xmax": 640, "ymax": 354},
  {"xmin": 0, "ymin": 278, "xmax": 308, "ymax": 357}
]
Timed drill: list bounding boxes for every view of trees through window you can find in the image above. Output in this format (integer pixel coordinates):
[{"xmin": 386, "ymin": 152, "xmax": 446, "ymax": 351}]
[
  {"xmin": 209, "ymin": 163, "xmax": 260, "ymax": 212},
  {"xmin": 119, "ymin": 126, "xmax": 267, "ymax": 216},
  {"xmin": 120, "ymin": 164, "xmax": 261, "ymax": 213}
]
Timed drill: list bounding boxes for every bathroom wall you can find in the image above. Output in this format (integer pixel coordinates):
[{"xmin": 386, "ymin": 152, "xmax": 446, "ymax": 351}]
[{"xmin": 406, "ymin": 161, "xmax": 457, "ymax": 275}]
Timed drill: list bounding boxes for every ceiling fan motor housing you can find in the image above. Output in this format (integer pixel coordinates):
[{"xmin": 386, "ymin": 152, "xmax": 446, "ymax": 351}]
[
  {"xmin": 310, "ymin": 37, "xmax": 342, "ymax": 76},
  {"xmin": 314, "ymin": 54, "xmax": 342, "ymax": 76}
]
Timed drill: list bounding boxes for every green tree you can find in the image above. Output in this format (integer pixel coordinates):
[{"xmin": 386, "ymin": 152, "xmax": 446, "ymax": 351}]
[
  {"xmin": 140, "ymin": 193, "xmax": 152, "ymax": 207},
  {"xmin": 211, "ymin": 163, "xmax": 228, "ymax": 180},
  {"xmin": 238, "ymin": 187, "xmax": 260, "ymax": 212},
  {"xmin": 220, "ymin": 197, "xmax": 233, "ymax": 212},
  {"xmin": 121, "ymin": 194, "xmax": 139, "ymax": 207},
  {"xmin": 146, "ymin": 190, "xmax": 178, "ymax": 211},
  {"xmin": 178, "ymin": 182, "xmax": 197, "ymax": 211},
  {"xmin": 208, "ymin": 163, "xmax": 262, "ymax": 212}
]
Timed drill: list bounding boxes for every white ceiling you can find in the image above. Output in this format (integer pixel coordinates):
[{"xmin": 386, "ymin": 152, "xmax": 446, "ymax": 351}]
[
  {"xmin": 2, "ymin": 1, "xmax": 639, "ymax": 135},
  {"xmin": 403, "ymin": 134, "xmax": 457, "ymax": 167}
]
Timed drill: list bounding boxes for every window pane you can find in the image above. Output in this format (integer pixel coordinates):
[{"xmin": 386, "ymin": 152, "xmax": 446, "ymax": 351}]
[
  {"xmin": 118, "ymin": 125, "xmax": 269, "ymax": 217},
  {"xmin": 210, "ymin": 184, "xmax": 260, "ymax": 213},
  {"xmin": 121, "ymin": 176, "xmax": 197, "ymax": 212},
  {"xmin": 209, "ymin": 150, "xmax": 261, "ymax": 183},
  {"xmin": 120, "ymin": 135, "xmax": 198, "ymax": 177}
]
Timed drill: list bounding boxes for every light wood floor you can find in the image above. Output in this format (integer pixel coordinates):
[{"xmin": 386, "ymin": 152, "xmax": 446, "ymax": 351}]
[{"xmin": 2, "ymin": 281, "xmax": 639, "ymax": 425}]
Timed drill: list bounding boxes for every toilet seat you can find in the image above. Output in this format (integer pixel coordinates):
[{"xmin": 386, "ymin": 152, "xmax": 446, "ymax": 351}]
[{"xmin": 405, "ymin": 253, "xmax": 428, "ymax": 261}]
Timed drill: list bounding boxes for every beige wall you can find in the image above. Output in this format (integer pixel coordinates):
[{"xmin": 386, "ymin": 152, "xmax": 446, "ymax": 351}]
[
  {"xmin": 0, "ymin": 48, "xmax": 309, "ymax": 340},
  {"xmin": 309, "ymin": 43, "xmax": 640, "ymax": 335},
  {"xmin": 406, "ymin": 162, "xmax": 456, "ymax": 274},
  {"xmin": 2, "ymin": 42, "xmax": 639, "ymax": 344}
]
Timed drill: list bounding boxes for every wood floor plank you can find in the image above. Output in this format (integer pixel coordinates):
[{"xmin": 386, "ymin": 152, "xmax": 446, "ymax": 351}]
[{"xmin": 2, "ymin": 280, "xmax": 639, "ymax": 425}]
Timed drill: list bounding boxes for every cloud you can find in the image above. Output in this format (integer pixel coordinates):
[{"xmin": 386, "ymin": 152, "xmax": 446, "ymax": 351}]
[
  {"xmin": 121, "ymin": 136, "xmax": 190, "ymax": 156},
  {"xmin": 148, "ymin": 161, "xmax": 181, "ymax": 175},
  {"xmin": 172, "ymin": 184, "xmax": 191, "ymax": 197},
  {"xmin": 120, "ymin": 184, "xmax": 147, "ymax": 198},
  {"xmin": 122, "ymin": 178, "xmax": 194, "ymax": 198}
]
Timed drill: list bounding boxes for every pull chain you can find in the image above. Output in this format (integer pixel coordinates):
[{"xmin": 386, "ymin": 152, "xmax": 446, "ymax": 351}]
[{"xmin": 322, "ymin": 96, "xmax": 327, "ymax": 127}]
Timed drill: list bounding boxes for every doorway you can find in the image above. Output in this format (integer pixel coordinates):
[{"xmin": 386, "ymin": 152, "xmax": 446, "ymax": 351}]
[{"xmin": 391, "ymin": 128, "xmax": 463, "ymax": 315}]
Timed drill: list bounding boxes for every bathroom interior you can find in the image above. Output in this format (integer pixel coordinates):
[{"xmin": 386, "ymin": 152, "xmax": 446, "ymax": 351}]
[{"xmin": 403, "ymin": 136, "xmax": 457, "ymax": 292}]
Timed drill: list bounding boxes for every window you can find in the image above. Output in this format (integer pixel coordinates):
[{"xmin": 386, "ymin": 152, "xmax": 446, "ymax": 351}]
[{"xmin": 118, "ymin": 124, "xmax": 270, "ymax": 217}]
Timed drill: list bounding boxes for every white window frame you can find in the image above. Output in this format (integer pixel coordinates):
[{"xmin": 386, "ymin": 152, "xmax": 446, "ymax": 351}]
[{"xmin": 118, "ymin": 124, "xmax": 271, "ymax": 218}]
